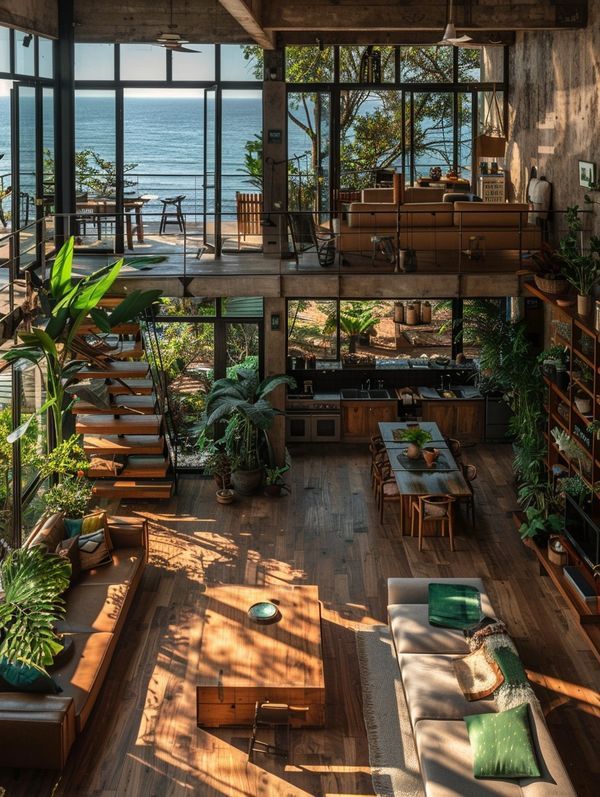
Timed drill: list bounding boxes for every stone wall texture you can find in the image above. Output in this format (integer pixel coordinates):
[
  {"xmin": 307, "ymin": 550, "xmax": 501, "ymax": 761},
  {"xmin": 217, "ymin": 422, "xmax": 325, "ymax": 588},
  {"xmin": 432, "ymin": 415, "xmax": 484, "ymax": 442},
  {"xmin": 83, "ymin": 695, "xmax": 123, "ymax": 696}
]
[{"xmin": 507, "ymin": 0, "xmax": 600, "ymax": 234}]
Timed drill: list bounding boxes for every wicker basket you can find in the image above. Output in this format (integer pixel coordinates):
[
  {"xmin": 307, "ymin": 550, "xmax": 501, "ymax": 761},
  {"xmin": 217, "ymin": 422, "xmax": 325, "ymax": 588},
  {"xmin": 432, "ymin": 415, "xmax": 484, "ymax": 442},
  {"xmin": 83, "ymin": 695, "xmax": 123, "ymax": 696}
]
[{"xmin": 534, "ymin": 275, "xmax": 568, "ymax": 295}]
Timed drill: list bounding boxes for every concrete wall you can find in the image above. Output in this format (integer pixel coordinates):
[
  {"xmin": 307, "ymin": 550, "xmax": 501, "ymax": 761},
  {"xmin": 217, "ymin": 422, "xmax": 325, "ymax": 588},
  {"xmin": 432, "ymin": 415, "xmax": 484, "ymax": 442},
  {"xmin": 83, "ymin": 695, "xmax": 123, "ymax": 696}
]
[
  {"xmin": 0, "ymin": 1, "xmax": 58, "ymax": 37},
  {"xmin": 507, "ymin": 0, "xmax": 600, "ymax": 233}
]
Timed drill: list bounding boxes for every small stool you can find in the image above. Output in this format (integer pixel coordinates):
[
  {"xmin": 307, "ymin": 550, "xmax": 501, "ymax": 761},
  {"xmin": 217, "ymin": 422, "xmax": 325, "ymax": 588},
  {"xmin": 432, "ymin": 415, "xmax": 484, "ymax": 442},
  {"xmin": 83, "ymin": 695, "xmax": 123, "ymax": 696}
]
[
  {"xmin": 371, "ymin": 234, "xmax": 396, "ymax": 266},
  {"xmin": 248, "ymin": 701, "xmax": 308, "ymax": 761},
  {"xmin": 159, "ymin": 195, "xmax": 186, "ymax": 234}
]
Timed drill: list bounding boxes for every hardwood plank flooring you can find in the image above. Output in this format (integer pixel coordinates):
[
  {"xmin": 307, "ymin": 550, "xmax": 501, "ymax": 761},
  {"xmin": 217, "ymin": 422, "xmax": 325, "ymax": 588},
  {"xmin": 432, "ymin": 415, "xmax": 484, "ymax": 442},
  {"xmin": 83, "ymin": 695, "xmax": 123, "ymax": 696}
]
[{"xmin": 1, "ymin": 444, "xmax": 598, "ymax": 796}]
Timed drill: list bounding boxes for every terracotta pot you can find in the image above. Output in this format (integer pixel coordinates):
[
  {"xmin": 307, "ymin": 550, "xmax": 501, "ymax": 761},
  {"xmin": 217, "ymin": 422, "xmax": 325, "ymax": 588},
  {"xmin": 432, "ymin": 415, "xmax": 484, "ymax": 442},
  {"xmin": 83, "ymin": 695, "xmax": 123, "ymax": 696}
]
[
  {"xmin": 264, "ymin": 484, "xmax": 284, "ymax": 497},
  {"xmin": 216, "ymin": 488, "xmax": 235, "ymax": 505},
  {"xmin": 422, "ymin": 447, "xmax": 440, "ymax": 467},
  {"xmin": 231, "ymin": 467, "xmax": 263, "ymax": 496},
  {"xmin": 405, "ymin": 304, "xmax": 418, "ymax": 326},
  {"xmin": 406, "ymin": 443, "xmax": 421, "ymax": 459},
  {"xmin": 577, "ymin": 294, "xmax": 592, "ymax": 316},
  {"xmin": 575, "ymin": 396, "xmax": 592, "ymax": 415}
]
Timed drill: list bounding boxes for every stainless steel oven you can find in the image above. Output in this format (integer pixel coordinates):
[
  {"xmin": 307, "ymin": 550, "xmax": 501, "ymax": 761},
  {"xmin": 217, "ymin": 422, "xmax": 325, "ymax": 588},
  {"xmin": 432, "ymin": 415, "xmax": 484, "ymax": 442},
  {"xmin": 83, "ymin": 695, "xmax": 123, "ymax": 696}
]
[{"xmin": 286, "ymin": 397, "xmax": 341, "ymax": 443}]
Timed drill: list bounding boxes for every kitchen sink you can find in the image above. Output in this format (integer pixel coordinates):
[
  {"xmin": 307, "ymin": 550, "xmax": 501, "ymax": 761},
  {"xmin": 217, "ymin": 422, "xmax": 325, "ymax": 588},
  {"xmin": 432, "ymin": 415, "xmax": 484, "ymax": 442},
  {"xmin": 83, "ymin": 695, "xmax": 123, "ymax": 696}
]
[
  {"xmin": 437, "ymin": 388, "xmax": 465, "ymax": 399},
  {"xmin": 340, "ymin": 388, "xmax": 391, "ymax": 399}
]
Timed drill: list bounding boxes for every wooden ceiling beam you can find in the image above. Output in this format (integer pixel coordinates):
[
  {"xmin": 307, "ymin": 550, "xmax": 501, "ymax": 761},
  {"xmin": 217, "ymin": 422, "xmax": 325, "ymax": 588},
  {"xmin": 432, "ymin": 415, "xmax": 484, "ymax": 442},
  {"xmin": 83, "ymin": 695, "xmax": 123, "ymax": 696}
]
[
  {"xmin": 261, "ymin": 0, "xmax": 588, "ymax": 33},
  {"xmin": 218, "ymin": 1, "xmax": 275, "ymax": 49},
  {"xmin": 280, "ymin": 30, "xmax": 515, "ymax": 47}
]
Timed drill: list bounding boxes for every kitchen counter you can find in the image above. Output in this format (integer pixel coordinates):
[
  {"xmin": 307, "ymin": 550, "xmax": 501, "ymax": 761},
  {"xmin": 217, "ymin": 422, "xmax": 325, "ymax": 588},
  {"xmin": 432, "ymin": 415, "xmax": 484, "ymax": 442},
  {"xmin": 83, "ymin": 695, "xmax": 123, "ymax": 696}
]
[{"xmin": 418, "ymin": 385, "xmax": 483, "ymax": 401}]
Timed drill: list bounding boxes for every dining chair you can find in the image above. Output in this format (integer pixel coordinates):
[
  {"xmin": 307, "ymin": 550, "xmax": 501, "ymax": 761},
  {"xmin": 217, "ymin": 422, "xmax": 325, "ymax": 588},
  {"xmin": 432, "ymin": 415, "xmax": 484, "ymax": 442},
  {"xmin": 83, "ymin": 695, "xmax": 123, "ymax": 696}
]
[
  {"xmin": 458, "ymin": 463, "xmax": 477, "ymax": 524},
  {"xmin": 446, "ymin": 438, "xmax": 462, "ymax": 462},
  {"xmin": 410, "ymin": 494, "xmax": 456, "ymax": 551},
  {"xmin": 369, "ymin": 435, "xmax": 386, "ymax": 491},
  {"xmin": 377, "ymin": 461, "xmax": 402, "ymax": 527}
]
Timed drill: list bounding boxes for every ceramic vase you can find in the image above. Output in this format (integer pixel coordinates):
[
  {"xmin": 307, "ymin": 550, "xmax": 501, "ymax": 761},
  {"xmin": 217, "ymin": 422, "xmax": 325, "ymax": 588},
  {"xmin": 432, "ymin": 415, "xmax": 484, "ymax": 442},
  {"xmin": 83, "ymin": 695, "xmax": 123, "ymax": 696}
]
[
  {"xmin": 577, "ymin": 294, "xmax": 592, "ymax": 316},
  {"xmin": 406, "ymin": 443, "xmax": 421, "ymax": 459}
]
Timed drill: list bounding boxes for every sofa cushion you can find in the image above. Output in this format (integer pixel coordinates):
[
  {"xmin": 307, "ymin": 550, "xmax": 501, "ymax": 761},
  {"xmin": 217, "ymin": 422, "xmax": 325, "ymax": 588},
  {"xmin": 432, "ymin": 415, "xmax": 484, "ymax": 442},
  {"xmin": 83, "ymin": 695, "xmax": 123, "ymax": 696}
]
[
  {"xmin": 388, "ymin": 577, "xmax": 492, "ymax": 610},
  {"xmin": 56, "ymin": 535, "xmax": 82, "ymax": 585},
  {"xmin": 415, "ymin": 719, "xmax": 523, "ymax": 796},
  {"xmin": 78, "ymin": 528, "xmax": 112, "ymax": 571},
  {"xmin": 0, "ymin": 694, "xmax": 76, "ymax": 770},
  {"xmin": 398, "ymin": 653, "xmax": 497, "ymax": 725},
  {"xmin": 399, "ymin": 203, "xmax": 454, "ymax": 227},
  {"xmin": 464, "ymin": 703, "xmax": 540, "ymax": 779},
  {"xmin": 362, "ymin": 187, "xmax": 394, "ymax": 202},
  {"xmin": 0, "ymin": 659, "xmax": 61, "ymax": 694},
  {"xmin": 454, "ymin": 202, "xmax": 530, "ymax": 228},
  {"xmin": 389, "ymin": 603, "xmax": 472, "ymax": 655},
  {"xmin": 81, "ymin": 546, "xmax": 144, "ymax": 587},
  {"xmin": 57, "ymin": 581, "xmax": 130, "ymax": 634},
  {"xmin": 52, "ymin": 631, "xmax": 115, "ymax": 731},
  {"xmin": 347, "ymin": 202, "xmax": 397, "ymax": 228},
  {"xmin": 27, "ymin": 513, "xmax": 65, "ymax": 552}
]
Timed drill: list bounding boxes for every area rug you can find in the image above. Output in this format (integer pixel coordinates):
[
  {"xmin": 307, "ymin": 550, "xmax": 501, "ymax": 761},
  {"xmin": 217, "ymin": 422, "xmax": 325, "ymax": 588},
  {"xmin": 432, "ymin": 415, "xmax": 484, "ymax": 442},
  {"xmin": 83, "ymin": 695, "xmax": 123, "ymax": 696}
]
[{"xmin": 356, "ymin": 625, "xmax": 425, "ymax": 797}]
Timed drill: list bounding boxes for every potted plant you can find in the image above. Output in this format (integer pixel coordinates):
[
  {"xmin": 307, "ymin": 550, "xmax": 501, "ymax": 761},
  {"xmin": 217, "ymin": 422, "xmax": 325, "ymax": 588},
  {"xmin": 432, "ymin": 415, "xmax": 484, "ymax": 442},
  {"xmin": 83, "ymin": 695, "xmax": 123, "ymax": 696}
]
[
  {"xmin": 199, "ymin": 369, "xmax": 296, "ymax": 496},
  {"xmin": 400, "ymin": 428, "xmax": 432, "ymax": 459},
  {"xmin": 558, "ymin": 475, "xmax": 591, "ymax": 509},
  {"xmin": 215, "ymin": 488, "xmax": 235, "ymax": 505},
  {"xmin": 0, "ymin": 546, "xmax": 71, "ymax": 673},
  {"xmin": 43, "ymin": 475, "xmax": 93, "ymax": 532},
  {"xmin": 559, "ymin": 206, "xmax": 600, "ymax": 316},
  {"xmin": 519, "ymin": 507, "xmax": 563, "ymax": 546},
  {"xmin": 200, "ymin": 439, "xmax": 232, "ymax": 489},
  {"xmin": 588, "ymin": 420, "xmax": 600, "ymax": 441},
  {"xmin": 264, "ymin": 464, "xmax": 290, "ymax": 497},
  {"xmin": 574, "ymin": 391, "xmax": 592, "ymax": 416},
  {"xmin": 530, "ymin": 242, "xmax": 568, "ymax": 295},
  {"xmin": 537, "ymin": 345, "xmax": 568, "ymax": 379}
]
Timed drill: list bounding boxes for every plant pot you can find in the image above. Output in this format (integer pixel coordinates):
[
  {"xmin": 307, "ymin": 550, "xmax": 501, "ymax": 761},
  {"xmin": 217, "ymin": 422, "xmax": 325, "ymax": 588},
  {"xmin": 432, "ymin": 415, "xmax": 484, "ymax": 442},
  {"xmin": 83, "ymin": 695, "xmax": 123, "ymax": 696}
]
[
  {"xmin": 555, "ymin": 368, "xmax": 569, "ymax": 391},
  {"xmin": 264, "ymin": 484, "xmax": 284, "ymax": 497},
  {"xmin": 231, "ymin": 467, "xmax": 263, "ymax": 496},
  {"xmin": 547, "ymin": 536, "xmax": 568, "ymax": 566},
  {"xmin": 577, "ymin": 294, "xmax": 592, "ymax": 316},
  {"xmin": 575, "ymin": 396, "xmax": 592, "ymax": 415},
  {"xmin": 533, "ymin": 275, "xmax": 568, "ymax": 295},
  {"xmin": 405, "ymin": 304, "xmax": 418, "ymax": 326},
  {"xmin": 393, "ymin": 302, "xmax": 404, "ymax": 323},
  {"xmin": 214, "ymin": 473, "xmax": 231, "ymax": 490},
  {"xmin": 422, "ymin": 447, "xmax": 440, "ymax": 467},
  {"xmin": 406, "ymin": 443, "xmax": 421, "ymax": 460},
  {"xmin": 216, "ymin": 488, "xmax": 235, "ymax": 504}
]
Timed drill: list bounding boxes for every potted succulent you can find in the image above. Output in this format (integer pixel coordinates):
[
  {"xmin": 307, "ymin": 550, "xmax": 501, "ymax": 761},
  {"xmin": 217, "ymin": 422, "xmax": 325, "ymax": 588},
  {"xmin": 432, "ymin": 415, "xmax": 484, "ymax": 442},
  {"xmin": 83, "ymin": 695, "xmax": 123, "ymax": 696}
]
[
  {"xmin": 559, "ymin": 206, "xmax": 600, "ymax": 316},
  {"xmin": 530, "ymin": 243, "xmax": 568, "ymax": 295},
  {"xmin": 199, "ymin": 369, "xmax": 296, "ymax": 496},
  {"xmin": 43, "ymin": 475, "xmax": 93, "ymax": 534},
  {"xmin": 0, "ymin": 546, "xmax": 71, "ymax": 673},
  {"xmin": 264, "ymin": 464, "xmax": 290, "ymax": 497},
  {"xmin": 400, "ymin": 428, "xmax": 432, "ymax": 459}
]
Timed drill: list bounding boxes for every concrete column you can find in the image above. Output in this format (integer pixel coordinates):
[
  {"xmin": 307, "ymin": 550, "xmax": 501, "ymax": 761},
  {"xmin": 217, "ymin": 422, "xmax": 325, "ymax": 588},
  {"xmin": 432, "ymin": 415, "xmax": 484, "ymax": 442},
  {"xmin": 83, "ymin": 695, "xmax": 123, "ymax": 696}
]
[
  {"xmin": 262, "ymin": 48, "xmax": 287, "ymax": 256},
  {"xmin": 264, "ymin": 296, "xmax": 287, "ymax": 464}
]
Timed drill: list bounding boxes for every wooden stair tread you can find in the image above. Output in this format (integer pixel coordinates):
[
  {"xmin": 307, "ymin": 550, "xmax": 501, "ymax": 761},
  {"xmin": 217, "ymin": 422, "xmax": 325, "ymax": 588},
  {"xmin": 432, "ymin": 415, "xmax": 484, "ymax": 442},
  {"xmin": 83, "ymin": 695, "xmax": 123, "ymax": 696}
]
[
  {"xmin": 72, "ymin": 395, "xmax": 157, "ymax": 415},
  {"xmin": 92, "ymin": 480, "xmax": 174, "ymax": 499},
  {"xmin": 106, "ymin": 379, "xmax": 154, "ymax": 395},
  {"xmin": 88, "ymin": 457, "xmax": 168, "ymax": 479},
  {"xmin": 83, "ymin": 434, "xmax": 165, "ymax": 455},
  {"xmin": 76, "ymin": 414, "xmax": 162, "ymax": 435},
  {"xmin": 77, "ymin": 322, "xmax": 140, "ymax": 335},
  {"xmin": 75, "ymin": 361, "xmax": 150, "ymax": 379}
]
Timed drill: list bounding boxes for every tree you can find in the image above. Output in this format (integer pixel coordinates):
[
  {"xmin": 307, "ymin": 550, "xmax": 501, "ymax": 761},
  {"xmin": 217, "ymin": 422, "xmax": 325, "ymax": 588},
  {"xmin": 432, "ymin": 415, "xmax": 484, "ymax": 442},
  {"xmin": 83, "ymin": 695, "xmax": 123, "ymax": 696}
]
[{"xmin": 242, "ymin": 44, "xmax": 479, "ymax": 205}]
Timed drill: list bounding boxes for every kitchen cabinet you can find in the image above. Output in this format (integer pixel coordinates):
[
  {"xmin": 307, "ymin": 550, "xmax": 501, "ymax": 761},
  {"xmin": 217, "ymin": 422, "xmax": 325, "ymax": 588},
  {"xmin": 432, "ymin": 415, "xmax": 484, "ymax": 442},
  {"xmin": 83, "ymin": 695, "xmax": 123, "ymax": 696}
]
[
  {"xmin": 342, "ymin": 401, "xmax": 397, "ymax": 441},
  {"xmin": 421, "ymin": 400, "xmax": 484, "ymax": 444}
]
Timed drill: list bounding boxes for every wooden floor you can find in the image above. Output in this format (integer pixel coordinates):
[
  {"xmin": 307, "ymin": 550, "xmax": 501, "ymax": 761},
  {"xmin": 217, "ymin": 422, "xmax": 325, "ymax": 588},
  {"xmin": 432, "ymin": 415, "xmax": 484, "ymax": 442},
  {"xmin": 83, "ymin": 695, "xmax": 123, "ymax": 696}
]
[{"xmin": 1, "ymin": 444, "xmax": 599, "ymax": 797}]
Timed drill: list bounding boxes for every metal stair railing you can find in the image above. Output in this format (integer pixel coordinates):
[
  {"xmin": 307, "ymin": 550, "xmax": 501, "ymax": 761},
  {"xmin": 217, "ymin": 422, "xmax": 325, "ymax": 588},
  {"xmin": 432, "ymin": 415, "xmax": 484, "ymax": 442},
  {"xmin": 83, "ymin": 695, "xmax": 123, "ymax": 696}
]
[{"xmin": 140, "ymin": 308, "xmax": 179, "ymax": 492}]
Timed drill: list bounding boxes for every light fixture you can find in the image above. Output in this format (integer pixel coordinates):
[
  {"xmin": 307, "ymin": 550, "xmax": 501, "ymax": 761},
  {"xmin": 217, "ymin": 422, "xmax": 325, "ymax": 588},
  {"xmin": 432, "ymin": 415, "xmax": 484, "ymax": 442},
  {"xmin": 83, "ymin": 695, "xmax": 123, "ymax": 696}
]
[
  {"xmin": 22, "ymin": 34, "xmax": 33, "ymax": 48},
  {"xmin": 156, "ymin": 0, "xmax": 201, "ymax": 52},
  {"xmin": 439, "ymin": 0, "xmax": 473, "ymax": 47}
]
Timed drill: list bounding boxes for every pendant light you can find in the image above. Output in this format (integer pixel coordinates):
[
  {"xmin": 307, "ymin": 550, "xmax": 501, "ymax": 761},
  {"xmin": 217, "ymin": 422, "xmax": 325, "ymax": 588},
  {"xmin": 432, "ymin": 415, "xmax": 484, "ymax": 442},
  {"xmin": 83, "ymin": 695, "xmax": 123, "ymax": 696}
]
[{"xmin": 439, "ymin": 0, "xmax": 473, "ymax": 46}]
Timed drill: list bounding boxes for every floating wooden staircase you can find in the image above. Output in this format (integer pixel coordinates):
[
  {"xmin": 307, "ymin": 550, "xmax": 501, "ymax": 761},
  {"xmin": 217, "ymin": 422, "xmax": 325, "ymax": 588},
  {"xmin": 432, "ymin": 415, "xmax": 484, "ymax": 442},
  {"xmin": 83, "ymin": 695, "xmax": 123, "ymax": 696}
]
[{"xmin": 71, "ymin": 313, "xmax": 175, "ymax": 500}]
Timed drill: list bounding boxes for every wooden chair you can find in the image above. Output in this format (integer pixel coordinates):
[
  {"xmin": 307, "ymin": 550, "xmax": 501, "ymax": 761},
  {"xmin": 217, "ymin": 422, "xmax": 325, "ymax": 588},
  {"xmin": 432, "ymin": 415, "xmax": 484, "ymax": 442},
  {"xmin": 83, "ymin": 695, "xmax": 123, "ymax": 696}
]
[
  {"xmin": 287, "ymin": 211, "xmax": 336, "ymax": 267},
  {"xmin": 377, "ymin": 460, "xmax": 402, "ymax": 526},
  {"xmin": 236, "ymin": 192, "xmax": 262, "ymax": 250},
  {"xmin": 248, "ymin": 701, "xmax": 308, "ymax": 761},
  {"xmin": 369, "ymin": 435, "xmax": 386, "ymax": 491},
  {"xmin": 458, "ymin": 463, "xmax": 477, "ymax": 524},
  {"xmin": 446, "ymin": 438, "xmax": 462, "ymax": 462},
  {"xmin": 410, "ymin": 494, "xmax": 456, "ymax": 551}
]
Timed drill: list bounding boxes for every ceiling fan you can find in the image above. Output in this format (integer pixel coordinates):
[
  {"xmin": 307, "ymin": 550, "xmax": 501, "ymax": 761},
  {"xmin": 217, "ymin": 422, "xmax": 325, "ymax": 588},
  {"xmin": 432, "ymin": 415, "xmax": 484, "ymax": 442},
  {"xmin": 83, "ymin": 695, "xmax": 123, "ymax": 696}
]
[
  {"xmin": 156, "ymin": 0, "xmax": 200, "ymax": 53},
  {"xmin": 439, "ymin": 0, "xmax": 475, "ymax": 47}
]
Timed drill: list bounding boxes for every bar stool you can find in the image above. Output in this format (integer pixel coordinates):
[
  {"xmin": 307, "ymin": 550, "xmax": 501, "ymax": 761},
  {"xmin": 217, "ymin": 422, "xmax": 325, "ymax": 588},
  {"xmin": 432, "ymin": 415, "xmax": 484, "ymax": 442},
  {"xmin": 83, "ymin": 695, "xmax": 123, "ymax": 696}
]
[
  {"xmin": 410, "ymin": 494, "xmax": 456, "ymax": 551},
  {"xmin": 248, "ymin": 701, "xmax": 309, "ymax": 761},
  {"xmin": 159, "ymin": 194, "xmax": 186, "ymax": 234}
]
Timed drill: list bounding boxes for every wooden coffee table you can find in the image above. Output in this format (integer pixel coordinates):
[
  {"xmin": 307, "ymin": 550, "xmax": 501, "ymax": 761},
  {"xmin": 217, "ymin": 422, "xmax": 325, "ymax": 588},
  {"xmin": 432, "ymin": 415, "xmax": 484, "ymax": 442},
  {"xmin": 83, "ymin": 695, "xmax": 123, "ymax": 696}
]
[{"xmin": 196, "ymin": 584, "xmax": 325, "ymax": 727}]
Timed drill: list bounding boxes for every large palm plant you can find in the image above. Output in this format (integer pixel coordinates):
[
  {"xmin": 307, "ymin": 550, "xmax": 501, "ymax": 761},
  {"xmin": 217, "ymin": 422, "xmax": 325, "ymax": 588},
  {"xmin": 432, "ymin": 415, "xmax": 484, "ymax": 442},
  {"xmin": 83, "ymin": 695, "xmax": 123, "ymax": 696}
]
[
  {"xmin": 200, "ymin": 369, "xmax": 295, "ymax": 471},
  {"xmin": 0, "ymin": 546, "xmax": 71, "ymax": 671}
]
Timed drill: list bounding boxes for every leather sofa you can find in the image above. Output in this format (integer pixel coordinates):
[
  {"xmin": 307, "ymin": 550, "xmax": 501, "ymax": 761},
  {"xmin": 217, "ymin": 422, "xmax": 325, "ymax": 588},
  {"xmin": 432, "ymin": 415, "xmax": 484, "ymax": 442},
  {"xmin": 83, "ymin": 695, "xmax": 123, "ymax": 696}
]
[
  {"xmin": 387, "ymin": 577, "xmax": 576, "ymax": 797},
  {"xmin": 336, "ymin": 199, "xmax": 541, "ymax": 256},
  {"xmin": 0, "ymin": 513, "xmax": 148, "ymax": 769}
]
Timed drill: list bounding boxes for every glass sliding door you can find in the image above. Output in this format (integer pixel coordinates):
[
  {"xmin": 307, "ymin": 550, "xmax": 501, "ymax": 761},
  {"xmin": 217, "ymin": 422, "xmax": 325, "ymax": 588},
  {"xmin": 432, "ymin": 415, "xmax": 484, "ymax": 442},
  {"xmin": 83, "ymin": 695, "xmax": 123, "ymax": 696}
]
[{"xmin": 12, "ymin": 83, "xmax": 41, "ymax": 270}]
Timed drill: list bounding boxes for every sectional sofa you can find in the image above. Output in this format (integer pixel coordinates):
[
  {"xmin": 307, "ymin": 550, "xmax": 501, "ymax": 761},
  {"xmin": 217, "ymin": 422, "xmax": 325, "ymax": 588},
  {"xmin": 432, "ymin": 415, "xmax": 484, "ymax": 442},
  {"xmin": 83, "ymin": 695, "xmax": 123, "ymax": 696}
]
[
  {"xmin": 387, "ymin": 577, "xmax": 576, "ymax": 797},
  {"xmin": 0, "ymin": 512, "xmax": 148, "ymax": 769}
]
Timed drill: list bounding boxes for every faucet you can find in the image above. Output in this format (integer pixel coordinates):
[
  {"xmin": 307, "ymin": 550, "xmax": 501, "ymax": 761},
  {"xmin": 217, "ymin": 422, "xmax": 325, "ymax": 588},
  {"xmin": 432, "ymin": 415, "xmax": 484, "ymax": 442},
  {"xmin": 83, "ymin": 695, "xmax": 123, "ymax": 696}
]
[{"xmin": 365, "ymin": 378, "xmax": 371, "ymax": 391}]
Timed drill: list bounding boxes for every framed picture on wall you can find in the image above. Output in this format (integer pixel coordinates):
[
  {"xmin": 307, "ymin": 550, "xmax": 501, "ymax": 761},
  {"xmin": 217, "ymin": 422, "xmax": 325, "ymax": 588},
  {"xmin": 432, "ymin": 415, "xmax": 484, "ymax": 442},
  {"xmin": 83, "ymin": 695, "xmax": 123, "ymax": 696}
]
[{"xmin": 579, "ymin": 160, "xmax": 596, "ymax": 187}]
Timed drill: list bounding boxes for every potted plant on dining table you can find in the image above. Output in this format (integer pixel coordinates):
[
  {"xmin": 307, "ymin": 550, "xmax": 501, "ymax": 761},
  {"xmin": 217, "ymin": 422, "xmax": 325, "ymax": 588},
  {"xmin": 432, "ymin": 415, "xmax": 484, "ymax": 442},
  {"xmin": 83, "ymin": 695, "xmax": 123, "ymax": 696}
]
[{"xmin": 400, "ymin": 428, "xmax": 433, "ymax": 459}]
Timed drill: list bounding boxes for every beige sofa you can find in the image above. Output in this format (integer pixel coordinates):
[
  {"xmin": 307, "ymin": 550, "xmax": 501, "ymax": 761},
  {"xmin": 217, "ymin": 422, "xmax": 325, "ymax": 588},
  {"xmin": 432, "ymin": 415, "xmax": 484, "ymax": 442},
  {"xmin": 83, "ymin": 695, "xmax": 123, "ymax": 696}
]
[
  {"xmin": 387, "ymin": 578, "xmax": 576, "ymax": 797},
  {"xmin": 337, "ymin": 200, "xmax": 540, "ymax": 256},
  {"xmin": 0, "ymin": 513, "xmax": 148, "ymax": 769}
]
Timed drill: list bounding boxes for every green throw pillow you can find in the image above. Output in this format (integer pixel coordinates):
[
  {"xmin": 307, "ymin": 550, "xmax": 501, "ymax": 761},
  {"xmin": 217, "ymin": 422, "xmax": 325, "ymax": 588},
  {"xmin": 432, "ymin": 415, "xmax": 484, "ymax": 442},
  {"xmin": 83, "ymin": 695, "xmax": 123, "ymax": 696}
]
[
  {"xmin": 64, "ymin": 517, "xmax": 83, "ymax": 538},
  {"xmin": 0, "ymin": 658, "xmax": 61, "ymax": 694},
  {"xmin": 464, "ymin": 703, "xmax": 541, "ymax": 779},
  {"xmin": 490, "ymin": 646, "xmax": 529, "ymax": 686}
]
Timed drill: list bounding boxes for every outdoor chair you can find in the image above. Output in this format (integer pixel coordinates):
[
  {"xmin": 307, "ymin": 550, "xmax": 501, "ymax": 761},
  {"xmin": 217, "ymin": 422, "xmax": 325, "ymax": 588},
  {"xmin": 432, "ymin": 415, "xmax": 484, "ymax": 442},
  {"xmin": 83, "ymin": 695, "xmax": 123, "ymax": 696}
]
[
  {"xmin": 159, "ymin": 194, "xmax": 186, "ymax": 234},
  {"xmin": 287, "ymin": 211, "xmax": 336, "ymax": 267},
  {"xmin": 236, "ymin": 192, "xmax": 262, "ymax": 250}
]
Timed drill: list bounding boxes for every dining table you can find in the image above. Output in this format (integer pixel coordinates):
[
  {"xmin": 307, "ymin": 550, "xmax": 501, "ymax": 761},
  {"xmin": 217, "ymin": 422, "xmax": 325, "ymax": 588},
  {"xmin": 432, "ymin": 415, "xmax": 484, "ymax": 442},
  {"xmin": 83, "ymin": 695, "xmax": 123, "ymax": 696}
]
[
  {"xmin": 378, "ymin": 420, "xmax": 470, "ymax": 535},
  {"xmin": 75, "ymin": 196, "xmax": 149, "ymax": 250}
]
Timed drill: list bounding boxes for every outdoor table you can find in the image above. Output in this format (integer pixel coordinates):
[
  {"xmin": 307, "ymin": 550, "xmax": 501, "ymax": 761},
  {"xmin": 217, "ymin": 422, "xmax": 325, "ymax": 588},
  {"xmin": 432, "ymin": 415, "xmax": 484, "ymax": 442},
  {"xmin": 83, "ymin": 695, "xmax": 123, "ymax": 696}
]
[{"xmin": 75, "ymin": 196, "xmax": 149, "ymax": 249}]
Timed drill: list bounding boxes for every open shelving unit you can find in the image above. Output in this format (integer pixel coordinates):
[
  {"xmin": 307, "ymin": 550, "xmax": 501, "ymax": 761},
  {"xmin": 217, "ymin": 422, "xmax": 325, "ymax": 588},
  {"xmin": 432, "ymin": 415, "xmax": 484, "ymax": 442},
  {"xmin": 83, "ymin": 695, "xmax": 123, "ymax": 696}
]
[{"xmin": 523, "ymin": 282, "xmax": 600, "ymax": 660}]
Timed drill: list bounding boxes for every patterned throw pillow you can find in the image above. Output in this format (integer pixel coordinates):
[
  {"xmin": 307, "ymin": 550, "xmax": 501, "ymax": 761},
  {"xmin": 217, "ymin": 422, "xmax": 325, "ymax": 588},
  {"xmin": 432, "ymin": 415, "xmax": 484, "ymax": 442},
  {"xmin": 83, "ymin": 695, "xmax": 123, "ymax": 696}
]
[
  {"xmin": 55, "ymin": 536, "xmax": 82, "ymax": 584},
  {"xmin": 464, "ymin": 703, "xmax": 541, "ymax": 779},
  {"xmin": 81, "ymin": 510, "xmax": 112, "ymax": 547},
  {"xmin": 77, "ymin": 527, "xmax": 113, "ymax": 571},
  {"xmin": 0, "ymin": 658, "xmax": 61, "ymax": 694},
  {"xmin": 453, "ymin": 647, "xmax": 504, "ymax": 701}
]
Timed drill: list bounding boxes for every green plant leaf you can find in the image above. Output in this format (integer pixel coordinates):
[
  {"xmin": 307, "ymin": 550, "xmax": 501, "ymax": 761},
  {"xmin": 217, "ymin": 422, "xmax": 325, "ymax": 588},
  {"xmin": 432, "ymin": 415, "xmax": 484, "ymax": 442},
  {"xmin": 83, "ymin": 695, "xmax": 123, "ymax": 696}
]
[
  {"xmin": 44, "ymin": 306, "xmax": 70, "ymax": 340},
  {"xmin": 7, "ymin": 413, "xmax": 37, "ymax": 444},
  {"xmin": 71, "ymin": 259, "xmax": 123, "ymax": 313},
  {"xmin": 89, "ymin": 307, "xmax": 112, "ymax": 333},
  {"xmin": 107, "ymin": 289, "xmax": 162, "ymax": 328},
  {"xmin": 49, "ymin": 237, "xmax": 74, "ymax": 301}
]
